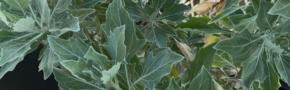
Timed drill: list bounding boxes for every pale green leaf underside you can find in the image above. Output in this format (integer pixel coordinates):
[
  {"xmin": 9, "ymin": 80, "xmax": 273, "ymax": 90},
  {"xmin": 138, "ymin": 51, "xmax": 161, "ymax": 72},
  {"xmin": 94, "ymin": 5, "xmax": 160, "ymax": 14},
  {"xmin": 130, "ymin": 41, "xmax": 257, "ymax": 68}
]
[
  {"xmin": 84, "ymin": 46, "xmax": 112, "ymax": 69},
  {"xmin": 101, "ymin": 62, "xmax": 121, "ymax": 84},
  {"xmin": 13, "ymin": 17, "xmax": 37, "ymax": 32}
]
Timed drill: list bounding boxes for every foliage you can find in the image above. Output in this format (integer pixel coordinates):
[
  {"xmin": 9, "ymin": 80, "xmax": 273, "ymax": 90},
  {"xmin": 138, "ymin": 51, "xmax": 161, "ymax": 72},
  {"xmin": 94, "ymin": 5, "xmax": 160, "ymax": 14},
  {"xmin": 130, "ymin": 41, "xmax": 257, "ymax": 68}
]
[{"xmin": 0, "ymin": 0, "xmax": 289, "ymax": 90}]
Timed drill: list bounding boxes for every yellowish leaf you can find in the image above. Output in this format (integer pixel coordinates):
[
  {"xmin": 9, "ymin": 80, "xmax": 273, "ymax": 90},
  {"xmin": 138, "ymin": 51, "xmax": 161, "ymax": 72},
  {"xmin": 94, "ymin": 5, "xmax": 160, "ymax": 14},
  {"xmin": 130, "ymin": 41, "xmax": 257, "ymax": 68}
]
[
  {"xmin": 169, "ymin": 65, "xmax": 180, "ymax": 78},
  {"xmin": 203, "ymin": 35, "xmax": 220, "ymax": 47},
  {"xmin": 173, "ymin": 38, "xmax": 195, "ymax": 60},
  {"xmin": 192, "ymin": 1, "xmax": 220, "ymax": 15}
]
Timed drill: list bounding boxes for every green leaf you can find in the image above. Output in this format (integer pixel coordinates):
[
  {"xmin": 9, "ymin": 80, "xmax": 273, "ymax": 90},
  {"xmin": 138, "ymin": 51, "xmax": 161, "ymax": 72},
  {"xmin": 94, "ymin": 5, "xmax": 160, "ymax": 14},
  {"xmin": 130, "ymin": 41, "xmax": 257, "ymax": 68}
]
[
  {"xmin": 214, "ymin": 30, "xmax": 265, "ymax": 62},
  {"xmin": 255, "ymin": 0, "xmax": 278, "ymax": 31},
  {"xmin": 61, "ymin": 58, "xmax": 98, "ymax": 82},
  {"xmin": 241, "ymin": 46, "xmax": 269, "ymax": 89},
  {"xmin": 102, "ymin": 0, "xmax": 146, "ymax": 60},
  {"xmin": 13, "ymin": 17, "xmax": 37, "ymax": 32},
  {"xmin": 273, "ymin": 55, "xmax": 290, "ymax": 86},
  {"xmin": 187, "ymin": 66, "xmax": 212, "ymax": 90},
  {"xmin": 53, "ymin": 68, "xmax": 105, "ymax": 90},
  {"xmin": 176, "ymin": 16, "xmax": 230, "ymax": 34},
  {"xmin": 223, "ymin": 0, "xmax": 241, "ymax": 10},
  {"xmin": 212, "ymin": 51, "xmax": 234, "ymax": 67},
  {"xmin": 47, "ymin": 36, "xmax": 90, "ymax": 60},
  {"xmin": 50, "ymin": 0, "xmax": 72, "ymax": 15},
  {"xmin": 32, "ymin": 0, "xmax": 50, "ymax": 24},
  {"xmin": 263, "ymin": 38, "xmax": 283, "ymax": 54},
  {"xmin": 78, "ymin": 0, "xmax": 105, "ymax": 8},
  {"xmin": 209, "ymin": 6, "xmax": 247, "ymax": 23},
  {"xmin": 268, "ymin": 0, "xmax": 290, "ymax": 18},
  {"xmin": 102, "ymin": 26, "xmax": 126, "ymax": 62},
  {"xmin": 101, "ymin": 62, "xmax": 121, "ymax": 84},
  {"xmin": 159, "ymin": 3, "xmax": 190, "ymax": 21},
  {"xmin": 70, "ymin": 8, "xmax": 95, "ymax": 23},
  {"xmin": 212, "ymin": 79, "xmax": 224, "ymax": 90},
  {"xmin": 260, "ymin": 64, "xmax": 281, "ymax": 90},
  {"xmin": 0, "ymin": 33, "xmax": 42, "ymax": 66},
  {"xmin": 50, "ymin": 15, "xmax": 80, "ymax": 35},
  {"xmin": 229, "ymin": 14, "xmax": 257, "ymax": 32},
  {"xmin": 144, "ymin": 24, "xmax": 176, "ymax": 47},
  {"xmin": 132, "ymin": 48, "xmax": 184, "ymax": 89},
  {"xmin": 274, "ymin": 19, "xmax": 290, "ymax": 36},
  {"xmin": 0, "ymin": 8, "xmax": 10, "ymax": 27},
  {"xmin": 38, "ymin": 45, "xmax": 60, "ymax": 79},
  {"xmin": 0, "ymin": 57, "xmax": 23, "ymax": 79},
  {"xmin": 167, "ymin": 77, "xmax": 182, "ymax": 90},
  {"xmin": 152, "ymin": 0, "xmax": 175, "ymax": 9},
  {"xmin": 4, "ymin": 0, "xmax": 28, "ymax": 13},
  {"xmin": 250, "ymin": 0, "xmax": 260, "ymax": 12},
  {"xmin": 84, "ymin": 46, "xmax": 112, "ymax": 69},
  {"xmin": 189, "ymin": 43, "xmax": 216, "ymax": 79},
  {"xmin": 0, "ymin": 31, "xmax": 36, "ymax": 45}
]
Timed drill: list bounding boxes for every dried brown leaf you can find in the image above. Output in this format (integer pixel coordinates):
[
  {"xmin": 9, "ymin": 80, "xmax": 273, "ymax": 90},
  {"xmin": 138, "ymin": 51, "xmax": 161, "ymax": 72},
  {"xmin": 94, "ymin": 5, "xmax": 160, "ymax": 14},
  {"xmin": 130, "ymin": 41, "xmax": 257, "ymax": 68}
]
[
  {"xmin": 193, "ymin": 1, "xmax": 220, "ymax": 15},
  {"xmin": 173, "ymin": 38, "xmax": 195, "ymax": 60}
]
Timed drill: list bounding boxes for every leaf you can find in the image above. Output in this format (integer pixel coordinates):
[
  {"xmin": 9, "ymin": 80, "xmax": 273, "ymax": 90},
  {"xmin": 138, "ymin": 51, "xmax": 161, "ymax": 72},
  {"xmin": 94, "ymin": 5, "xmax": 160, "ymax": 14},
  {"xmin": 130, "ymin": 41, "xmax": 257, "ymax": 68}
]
[
  {"xmin": 212, "ymin": 79, "xmax": 224, "ymax": 90},
  {"xmin": 144, "ymin": 24, "xmax": 176, "ymax": 47},
  {"xmin": 209, "ymin": 6, "xmax": 247, "ymax": 23},
  {"xmin": 38, "ymin": 46, "xmax": 60, "ymax": 79},
  {"xmin": 241, "ymin": 46, "xmax": 269, "ymax": 89},
  {"xmin": 167, "ymin": 77, "xmax": 182, "ymax": 90},
  {"xmin": 189, "ymin": 43, "xmax": 216, "ymax": 80},
  {"xmin": 84, "ymin": 47, "xmax": 112, "ymax": 69},
  {"xmin": 50, "ymin": 0, "xmax": 72, "ymax": 15},
  {"xmin": 169, "ymin": 65, "xmax": 180, "ymax": 78},
  {"xmin": 70, "ymin": 8, "xmax": 95, "ymax": 23},
  {"xmin": 50, "ymin": 15, "xmax": 80, "ymax": 35},
  {"xmin": 176, "ymin": 15, "xmax": 230, "ymax": 34},
  {"xmin": 102, "ymin": 26, "xmax": 126, "ymax": 62},
  {"xmin": 0, "ymin": 33, "xmax": 42, "ymax": 66},
  {"xmin": 274, "ymin": 19, "xmax": 290, "ymax": 36},
  {"xmin": 0, "ymin": 31, "xmax": 36, "ymax": 46},
  {"xmin": 4, "ymin": 0, "xmax": 28, "ymax": 12},
  {"xmin": 223, "ymin": 0, "xmax": 240, "ymax": 10},
  {"xmin": 61, "ymin": 58, "xmax": 97, "ymax": 82},
  {"xmin": 192, "ymin": 1, "xmax": 219, "ymax": 15},
  {"xmin": 0, "ymin": 8, "xmax": 10, "ymax": 27},
  {"xmin": 212, "ymin": 50, "xmax": 234, "ymax": 67},
  {"xmin": 187, "ymin": 66, "xmax": 212, "ymax": 90},
  {"xmin": 102, "ymin": 0, "xmax": 146, "ymax": 60},
  {"xmin": 101, "ymin": 62, "xmax": 121, "ymax": 84},
  {"xmin": 47, "ymin": 36, "xmax": 90, "ymax": 60},
  {"xmin": 78, "ymin": 0, "xmax": 105, "ymax": 8},
  {"xmin": 273, "ymin": 55, "xmax": 290, "ymax": 86},
  {"xmin": 260, "ymin": 64, "xmax": 281, "ymax": 90},
  {"xmin": 0, "ymin": 57, "xmax": 23, "ymax": 78},
  {"xmin": 203, "ymin": 35, "xmax": 220, "ymax": 47},
  {"xmin": 268, "ymin": 0, "xmax": 290, "ymax": 18},
  {"xmin": 53, "ymin": 68, "xmax": 105, "ymax": 90},
  {"xmin": 133, "ymin": 48, "xmax": 184, "ymax": 89},
  {"xmin": 255, "ymin": 0, "xmax": 278, "ymax": 31},
  {"xmin": 159, "ymin": 3, "xmax": 190, "ymax": 21},
  {"xmin": 151, "ymin": 0, "xmax": 176, "ymax": 9},
  {"xmin": 173, "ymin": 38, "xmax": 194, "ymax": 60},
  {"xmin": 13, "ymin": 17, "xmax": 37, "ymax": 32},
  {"xmin": 32, "ymin": 0, "xmax": 50, "ymax": 24},
  {"xmin": 229, "ymin": 14, "xmax": 257, "ymax": 32},
  {"xmin": 214, "ymin": 30, "xmax": 265, "ymax": 62},
  {"xmin": 263, "ymin": 38, "xmax": 283, "ymax": 54}
]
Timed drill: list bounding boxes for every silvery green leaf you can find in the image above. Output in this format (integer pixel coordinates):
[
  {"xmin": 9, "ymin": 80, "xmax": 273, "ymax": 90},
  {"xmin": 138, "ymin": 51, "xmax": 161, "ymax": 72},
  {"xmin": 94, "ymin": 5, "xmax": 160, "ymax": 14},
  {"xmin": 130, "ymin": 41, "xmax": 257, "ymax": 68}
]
[
  {"xmin": 13, "ymin": 17, "xmax": 37, "ymax": 32},
  {"xmin": 50, "ymin": 15, "xmax": 80, "ymax": 35},
  {"xmin": 54, "ymin": 68, "xmax": 106, "ymax": 90},
  {"xmin": 209, "ymin": 6, "xmax": 247, "ymax": 23},
  {"xmin": 0, "ymin": 57, "xmax": 23, "ymax": 78},
  {"xmin": 78, "ymin": 0, "xmax": 105, "ymax": 8},
  {"xmin": 102, "ymin": 26, "xmax": 126, "ymax": 62},
  {"xmin": 151, "ymin": 0, "xmax": 175, "ymax": 9},
  {"xmin": 144, "ymin": 24, "xmax": 176, "ymax": 47},
  {"xmin": 47, "ymin": 36, "xmax": 89, "ymax": 60},
  {"xmin": 38, "ymin": 46, "xmax": 59, "ymax": 79},
  {"xmin": 0, "ymin": 8, "xmax": 10, "ymax": 27},
  {"xmin": 102, "ymin": 0, "xmax": 146, "ymax": 60},
  {"xmin": 0, "ymin": 31, "xmax": 35, "ymax": 46},
  {"xmin": 50, "ymin": 0, "xmax": 72, "ymax": 15},
  {"xmin": 274, "ymin": 19, "xmax": 290, "ymax": 36},
  {"xmin": 101, "ymin": 62, "xmax": 121, "ymax": 84},
  {"xmin": 0, "ymin": 33, "xmax": 42, "ymax": 66},
  {"xmin": 70, "ymin": 8, "xmax": 95, "ymax": 23},
  {"xmin": 263, "ymin": 38, "xmax": 283, "ymax": 54},
  {"xmin": 260, "ymin": 64, "xmax": 281, "ymax": 90},
  {"xmin": 133, "ymin": 48, "xmax": 184, "ymax": 89},
  {"xmin": 167, "ymin": 77, "xmax": 182, "ymax": 90},
  {"xmin": 159, "ymin": 3, "xmax": 190, "ymax": 22},
  {"xmin": 214, "ymin": 30, "xmax": 264, "ymax": 62},
  {"xmin": 256, "ymin": 0, "xmax": 278, "ymax": 31},
  {"xmin": 61, "ymin": 58, "xmax": 98, "ymax": 82},
  {"xmin": 223, "ymin": 0, "xmax": 241, "ymax": 10},
  {"xmin": 273, "ymin": 55, "xmax": 290, "ymax": 86},
  {"xmin": 241, "ymin": 46, "xmax": 269, "ymax": 89},
  {"xmin": 187, "ymin": 66, "xmax": 212, "ymax": 90},
  {"xmin": 84, "ymin": 46, "xmax": 112, "ymax": 69},
  {"xmin": 229, "ymin": 14, "xmax": 257, "ymax": 32},
  {"xmin": 4, "ymin": 0, "xmax": 28, "ymax": 13},
  {"xmin": 32, "ymin": 0, "xmax": 50, "ymax": 24},
  {"xmin": 268, "ymin": 0, "xmax": 290, "ymax": 18}
]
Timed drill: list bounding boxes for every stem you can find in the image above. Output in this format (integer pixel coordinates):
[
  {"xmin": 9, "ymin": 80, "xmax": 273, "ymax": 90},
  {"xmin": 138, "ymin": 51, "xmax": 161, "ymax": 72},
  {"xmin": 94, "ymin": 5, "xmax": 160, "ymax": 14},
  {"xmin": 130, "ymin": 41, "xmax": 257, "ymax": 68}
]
[{"xmin": 125, "ymin": 64, "xmax": 131, "ymax": 90}]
